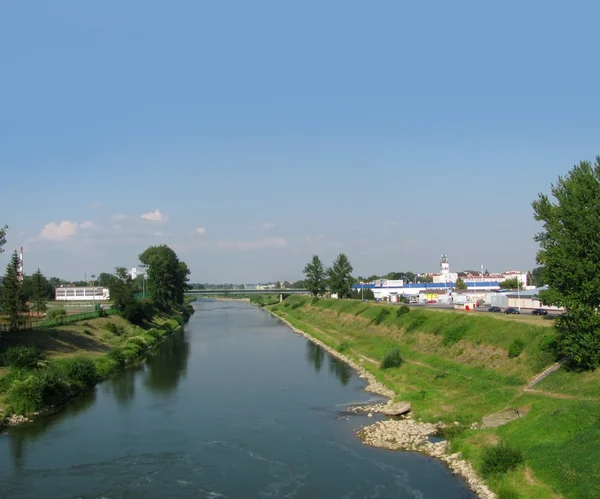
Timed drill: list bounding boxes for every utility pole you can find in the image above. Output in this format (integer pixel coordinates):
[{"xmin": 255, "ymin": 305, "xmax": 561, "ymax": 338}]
[
  {"xmin": 91, "ymin": 274, "xmax": 96, "ymax": 311},
  {"xmin": 517, "ymin": 275, "xmax": 521, "ymax": 311}
]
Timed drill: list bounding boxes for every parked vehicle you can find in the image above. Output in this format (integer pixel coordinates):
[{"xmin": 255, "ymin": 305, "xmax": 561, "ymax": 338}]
[
  {"xmin": 531, "ymin": 308, "xmax": 548, "ymax": 315},
  {"xmin": 504, "ymin": 307, "xmax": 520, "ymax": 314},
  {"xmin": 488, "ymin": 306, "xmax": 502, "ymax": 313}
]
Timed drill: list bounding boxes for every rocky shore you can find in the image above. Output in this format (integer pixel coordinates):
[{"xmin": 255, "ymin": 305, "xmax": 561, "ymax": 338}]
[{"xmin": 267, "ymin": 308, "xmax": 496, "ymax": 499}]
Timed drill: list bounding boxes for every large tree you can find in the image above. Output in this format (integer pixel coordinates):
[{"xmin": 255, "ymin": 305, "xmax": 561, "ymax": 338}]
[
  {"xmin": 139, "ymin": 245, "xmax": 189, "ymax": 309},
  {"xmin": 303, "ymin": 255, "xmax": 327, "ymax": 296},
  {"xmin": 532, "ymin": 157, "xmax": 600, "ymax": 369},
  {"xmin": 327, "ymin": 253, "xmax": 354, "ymax": 299},
  {"xmin": 304, "ymin": 255, "xmax": 327, "ymax": 296},
  {"xmin": 1, "ymin": 251, "xmax": 27, "ymax": 330},
  {"xmin": 30, "ymin": 269, "xmax": 49, "ymax": 316}
]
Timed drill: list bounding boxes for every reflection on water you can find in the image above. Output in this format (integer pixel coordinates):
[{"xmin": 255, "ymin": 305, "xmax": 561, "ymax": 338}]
[
  {"xmin": 144, "ymin": 329, "xmax": 190, "ymax": 393},
  {"xmin": 105, "ymin": 367, "xmax": 139, "ymax": 406},
  {"xmin": 328, "ymin": 355, "xmax": 352, "ymax": 386},
  {"xmin": 5, "ymin": 390, "xmax": 97, "ymax": 470},
  {"xmin": 305, "ymin": 340, "xmax": 325, "ymax": 372}
]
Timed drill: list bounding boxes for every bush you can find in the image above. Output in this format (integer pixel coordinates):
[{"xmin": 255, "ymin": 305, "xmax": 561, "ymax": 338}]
[
  {"xmin": 508, "ymin": 339, "xmax": 525, "ymax": 358},
  {"xmin": 108, "ymin": 348, "xmax": 126, "ymax": 367},
  {"xmin": 46, "ymin": 308, "xmax": 66, "ymax": 320},
  {"xmin": 311, "ymin": 297, "xmax": 320, "ymax": 305},
  {"xmin": 437, "ymin": 424, "xmax": 464, "ymax": 440},
  {"xmin": 380, "ymin": 348, "xmax": 403, "ymax": 369},
  {"xmin": 539, "ymin": 334, "xmax": 558, "ymax": 352},
  {"xmin": 372, "ymin": 308, "xmax": 391, "ymax": 325},
  {"xmin": 442, "ymin": 324, "xmax": 470, "ymax": 346},
  {"xmin": 396, "ymin": 305, "xmax": 410, "ymax": 317},
  {"xmin": 103, "ymin": 322, "xmax": 125, "ymax": 336},
  {"xmin": 337, "ymin": 341, "xmax": 350, "ymax": 352},
  {"xmin": 406, "ymin": 315, "xmax": 427, "ymax": 332},
  {"xmin": 64, "ymin": 358, "xmax": 98, "ymax": 388},
  {"xmin": 6, "ymin": 368, "xmax": 71, "ymax": 414},
  {"xmin": 122, "ymin": 302, "xmax": 152, "ymax": 326},
  {"xmin": 480, "ymin": 442, "xmax": 524, "ymax": 477},
  {"xmin": 1, "ymin": 346, "xmax": 46, "ymax": 369},
  {"xmin": 173, "ymin": 314, "xmax": 185, "ymax": 327}
]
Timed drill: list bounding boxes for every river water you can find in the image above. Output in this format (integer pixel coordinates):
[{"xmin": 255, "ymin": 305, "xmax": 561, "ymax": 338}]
[{"xmin": 0, "ymin": 300, "xmax": 474, "ymax": 498}]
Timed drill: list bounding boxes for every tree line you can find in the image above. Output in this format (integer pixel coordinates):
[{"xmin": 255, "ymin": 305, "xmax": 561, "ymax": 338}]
[{"xmin": 0, "ymin": 227, "xmax": 191, "ymax": 331}]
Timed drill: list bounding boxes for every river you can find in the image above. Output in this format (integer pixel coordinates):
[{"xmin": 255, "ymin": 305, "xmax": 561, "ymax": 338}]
[{"xmin": 0, "ymin": 300, "xmax": 474, "ymax": 498}]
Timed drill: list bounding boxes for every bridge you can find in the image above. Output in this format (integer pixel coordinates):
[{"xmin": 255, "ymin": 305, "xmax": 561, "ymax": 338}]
[{"xmin": 185, "ymin": 288, "xmax": 310, "ymax": 296}]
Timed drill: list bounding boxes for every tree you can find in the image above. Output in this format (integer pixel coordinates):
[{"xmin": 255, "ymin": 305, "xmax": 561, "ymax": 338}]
[
  {"xmin": 455, "ymin": 277, "xmax": 467, "ymax": 291},
  {"xmin": 532, "ymin": 156, "xmax": 600, "ymax": 369},
  {"xmin": 529, "ymin": 266, "xmax": 547, "ymax": 287},
  {"xmin": 1, "ymin": 251, "xmax": 27, "ymax": 330},
  {"xmin": 30, "ymin": 269, "xmax": 49, "ymax": 316},
  {"xmin": 499, "ymin": 277, "xmax": 520, "ymax": 289},
  {"xmin": 109, "ymin": 267, "xmax": 136, "ymax": 311},
  {"xmin": 139, "ymin": 245, "xmax": 190, "ymax": 310},
  {"xmin": 303, "ymin": 255, "xmax": 327, "ymax": 296},
  {"xmin": 0, "ymin": 225, "xmax": 7, "ymax": 254},
  {"xmin": 327, "ymin": 253, "xmax": 354, "ymax": 299}
]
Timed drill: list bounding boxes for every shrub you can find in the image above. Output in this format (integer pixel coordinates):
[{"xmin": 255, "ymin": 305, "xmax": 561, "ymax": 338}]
[
  {"xmin": 311, "ymin": 297, "xmax": 320, "ymax": 305},
  {"xmin": 480, "ymin": 442, "xmax": 524, "ymax": 477},
  {"xmin": 442, "ymin": 324, "xmax": 470, "ymax": 346},
  {"xmin": 122, "ymin": 301, "xmax": 153, "ymax": 326},
  {"xmin": 380, "ymin": 348, "xmax": 403, "ymax": 369},
  {"xmin": 396, "ymin": 305, "xmax": 410, "ymax": 317},
  {"xmin": 108, "ymin": 348, "xmax": 126, "ymax": 367},
  {"xmin": 65, "ymin": 358, "xmax": 98, "ymax": 388},
  {"xmin": 372, "ymin": 308, "xmax": 391, "ymax": 325},
  {"xmin": 290, "ymin": 301, "xmax": 303, "ymax": 310},
  {"xmin": 539, "ymin": 334, "xmax": 558, "ymax": 352},
  {"xmin": 437, "ymin": 424, "xmax": 464, "ymax": 440},
  {"xmin": 1, "ymin": 346, "xmax": 46, "ymax": 369},
  {"xmin": 173, "ymin": 314, "xmax": 185, "ymax": 327},
  {"xmin": 146, "ymin": 328, "xmax": 163, "ymax": 340},
  {"xmin": 337, "ymin": 341, "xmax": 350, "ymax": 352},
  {"xmin": 103, "ymin": 322, "xmax": 125, "ymax": 336},
  {"xmin": 46, "ymin": 308, "xmax": 67, "ymax": 320},
  {"xmin": 508, "ymin": 339, "xmax": 525, "ymax": 358},
  {"xmin": 406, "ymin": 315, "xmax": 427, "ymax": 332},
  {"xmin": 6, "ymin": 368, "xmax": 71, "ymax": 414}
]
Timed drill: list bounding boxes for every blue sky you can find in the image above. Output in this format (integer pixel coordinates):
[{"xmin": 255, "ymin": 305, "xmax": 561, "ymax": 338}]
[{"xmin": 1, "ymin": 1, "xmax": 599, "ymax": 283}]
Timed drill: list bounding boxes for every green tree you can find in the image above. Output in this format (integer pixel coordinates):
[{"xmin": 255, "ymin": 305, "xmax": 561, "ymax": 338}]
[
  {"xmin": 303, "ymin": 255, "xmax": 327, "ymax": 296},
  {"xmin": 0, "ymin": 225, "xmax": 7, "ymax": 254},
  {"xmin": 109, "ymin": 267, "xmax": 136, "ymax": 311},
  {"xmin": 1, "ymin": 251, "xmax": 27, "ymax": 330},
  {"xmin": 139, "ymin": 245, "xmax": 190, "ymax": 309},
  {"xmin": 327, "ymin": 253, "xmax": 354, "ymax": 299},
  {"xmin": 529, "ymin": 266, "xmax": 547, "ymax": 287},
  {"xmin": 499, "ymin": 277, "xmax": 520, "ymax": 289},
  {"xmin": 455, "ymin": 277, "xmax": 467, "ymax": 291},
  {"xmin": 30, "ymin": 269, "xmax": 49, "ymax": 316},
  {"xmin": 532, "ymin": 156, "xmax": 600, "ymax": 369}
]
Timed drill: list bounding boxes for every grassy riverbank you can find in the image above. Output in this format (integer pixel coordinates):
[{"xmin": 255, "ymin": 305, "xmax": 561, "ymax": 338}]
[
  {"xmin": 0, "ymin": 301, "xmax": 195, "ymax": 423},
  {"xmin": 268, "ymin": 296, "xmax": 600, "ymax": 499}
]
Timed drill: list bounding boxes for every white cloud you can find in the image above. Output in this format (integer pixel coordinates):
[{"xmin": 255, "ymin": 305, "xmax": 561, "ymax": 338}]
[
  {"xmin": 195, "ymin": 227, "xmax": 207, "ymax": 235},
  {"xmin": 140, "ymin": 209, "xmax": 167, "ymax": 222},
  {"xmin": 216, "ymin": 237, "xmax": 287, "ymax": 251},
  {"xmin": 262, "ymin": 222, "xmax": 276, "ymax": 230},
  {"xmin": 39, "ymin": 221, "xmax": 79, "ymax": 241},
  {"xmin": 79, "ymin": 221, "xmax": 95, "ymax": 229}
]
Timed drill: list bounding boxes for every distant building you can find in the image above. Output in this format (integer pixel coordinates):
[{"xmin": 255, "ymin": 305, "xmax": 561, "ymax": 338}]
[
  {"xmin": 55, "ymin": 286, "xmax": 110, "ymax": 301},
  {"xmin": 245, "ymin": 284, "xmax": 258, "ymax": 290},
  {"xmin": 432, "ymin": 254, "xmax": 458, "ymax": 283}
]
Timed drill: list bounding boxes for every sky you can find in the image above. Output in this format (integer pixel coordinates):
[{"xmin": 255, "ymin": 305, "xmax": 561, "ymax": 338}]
[{"xmin": 1, "ymin": 1, "xmax": 599, "ymax": 283}]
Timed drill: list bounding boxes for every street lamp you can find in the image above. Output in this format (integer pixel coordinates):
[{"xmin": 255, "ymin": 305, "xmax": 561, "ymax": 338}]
[
  {"xmin": 517, "ymin": 275, "xmax": 521, "ymax": 311},
  {"xmin": 90, "ymin": 274, "xmax": 96, "ymax": 311}
]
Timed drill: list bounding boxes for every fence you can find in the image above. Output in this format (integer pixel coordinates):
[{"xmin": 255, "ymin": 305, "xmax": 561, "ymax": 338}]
[{"xmin": 0, "ymin": 308, "xmax": 120, "ymax": 333}]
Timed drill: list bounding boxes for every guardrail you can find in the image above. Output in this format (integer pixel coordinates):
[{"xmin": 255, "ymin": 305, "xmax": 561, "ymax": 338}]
[{"xmin": 0, "ymin": 308, "xmax": 120, "ymax": 333}]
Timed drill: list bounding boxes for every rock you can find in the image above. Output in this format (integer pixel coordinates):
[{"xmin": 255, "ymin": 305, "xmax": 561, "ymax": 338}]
[
  {"xmin": 381, "ymin": 401, "xmax": 411, "ymax": 416},
  {"xmin": 481, "ymin": 409, "xmax": 523, "ymax": 429},
  {"xmin": 367, "ymin": 413, "xmax": 373, "ymax": 418}
]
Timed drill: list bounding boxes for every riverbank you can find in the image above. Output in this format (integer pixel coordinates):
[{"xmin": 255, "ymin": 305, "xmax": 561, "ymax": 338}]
[
  {"xmin": 264, "ymin": 307, "xmax": 495, "ymax": 499},
  {"xmin": 267, "ymin": 296, "xmax": 600, "ymax": 499},
  {"xmin": 0, "ymin": 302, "xmax": 195, "ymax": 430}
]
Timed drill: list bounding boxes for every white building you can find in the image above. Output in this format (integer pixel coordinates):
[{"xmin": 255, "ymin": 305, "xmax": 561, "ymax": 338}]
[
  {"xmin": 55, "ymin": 286, "xmax": 110, "ymax": 301},
  {"xmin": 432, "ymin": 255, "xmax": 458, "ymax": 283}
]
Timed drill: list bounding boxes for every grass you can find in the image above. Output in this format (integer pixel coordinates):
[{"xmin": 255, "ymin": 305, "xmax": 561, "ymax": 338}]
[{"xmin": 268, "ymin": 296, "xmax": 600, "ymax": 499}]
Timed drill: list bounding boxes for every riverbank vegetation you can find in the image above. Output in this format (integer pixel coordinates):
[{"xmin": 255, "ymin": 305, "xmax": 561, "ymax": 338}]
[
  {"xmin": 0, "ymin": 229, "xmax": 195, "ymax": 424},
  {"xmin": 268, "ymin": 296, "xmax": 600, "ymax": 498}
]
